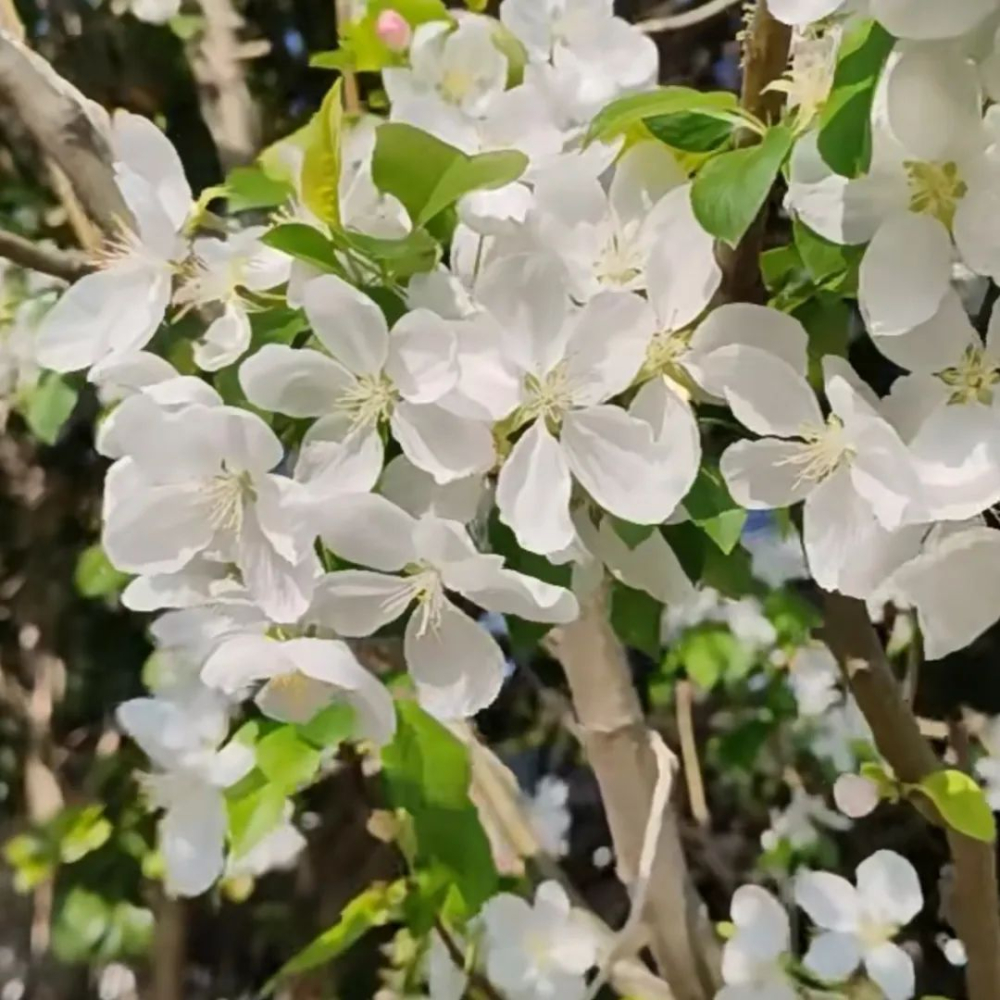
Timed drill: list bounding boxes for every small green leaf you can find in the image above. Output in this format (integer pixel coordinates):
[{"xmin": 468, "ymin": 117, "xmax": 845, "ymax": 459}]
[
  {"xmin": 818, "ymin": 19, "xmax": 895, "ymax": 177},
  {"xmin": 301, "ymin": 80, "xmax": 344, "ymax": 227},
  {"xmin": 610, "ymin": 581, "xmax": 661, "ymax": 658},
  {"xmin": 692, "ymin": 124, "xmax": 794, "ymax": 247},
  {"xmin": 610, "ymin": 517, "xmax": 656, "ymax": 550},
  {"xmin": 644, "ymin": 109, "xmax": 739, "ymax": 153},
  {"xmin": 226, "ymin": 778, "xmax": 287, "ymax": 857},
  {"xmin": 373, "ymin": 123, "xmax": 528, "ymax": 227},
  {"xmin": 264, "ymin": 880, "xmax": 407, "ymax": 990},
  {"xmin": 74, "ymin": 544, "xmax": 129, "ymax": 599},
  {"xmin": 587, "ymin": 87, "xmax": 740, "ymax": 144},
  {"xmin": 256, "ymin": 726, "xmax": 321, "ymax": 791},
  {"xmin": 298, "ymin": 702, "xmax": 356, "ymax": 748},
  {"xmin": 224, "ymin": 165, "xmax": 294, "ymax": 212},
  {"xmin": 261, "ymin": 223, "xmax": 341, "ymax": 272},
  {"xmin": 793, "ymin": 218, "xmax": 863, "ymax": 294},
  {"xmin": 915, "ymin": 770, "xmax": 996, "ymax": 843},
  {"xmin": 25, "ymin": 372, "xmax": 78, "ymax": 445},
  {"xmin": 683, "ymin": 465, "xmax": 747, "ymax": 555},
  {"xmin": 335, "ymin": 227, "xmax": 441, "ymax": 279}
]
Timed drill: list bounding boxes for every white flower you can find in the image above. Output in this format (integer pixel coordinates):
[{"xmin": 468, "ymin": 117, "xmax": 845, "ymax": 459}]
[
  {"xmin": 742, "ymin": 516, "xmax": 809, "ymax": 589},
  {"xmin": 100, "ymin": 395, "xmax": 318, "ymax": 623},
  {"xmin": 795, "ymin": 849, "xmax": 923, "ymax": 999},
  {"xmin": 201, "ymin": 634, "xmax": 396, "ymax": 744},
  {"xmin": 310, "ymin": 493, "xmax": 578, "ymax": 718},
  {"xmin": 788, "ymin": 644, "xmax": 841, "ymax": 717},
  {"xmin": 881, "ymin": 525, "xmax": 1000, "ymax": 659},
  {"xmin": 225, "ymin": 813, "xmax": 306, "ymax": 880},
  {"xmin": 809, "ymin": 697, "xmax": 873, "ymax": 772},
  {"xmin": 834, "ymin": 774, "xmax": 880, "ymax": 819},
  {"xmin": 761, "ymin": 787, "xmax": 850, "ymax": 853},
  {"xmin": 717, "ymin": 885, "xmax": 796, "ymax": 1000},
  {"xmin": 240, "ymin": 273, "xmax": 495, "ymax": 492},
  {"xmin": 37, "ymin": 111, "xmax": 191, "ymax": 372},
  {"xmin": 712, "ymin": 339, "xmax": 926, "ymax": 597},
  {"xmin": 479, "ymin": 881, "xmax": 599, "ymax": 1000},
  {"xmin": 129, "ymin": 0, "xmax": 181, "ymax": 24},
  {"xmin": 769, "ymin": 0, "xmax": 999, "ymax": 39},
  {"xmin": 177, "ymin": 227, "xmax": 291, "ymax": 372},
  {"xmin": 526, "ymin": 776, "xmax": 571, "ymax": 857},
  {"xmin": 765, "ymin": 0, "xmax": 846, "ymax": 26},
  {"xmin": 477, "ymin": 255, "xmax": 694, "ymax": 555},
  {"xmin": 117, "ymin": 686, "xmax": 253, "ymax": 896},
  {"xmin": 384, "ymin": 18, "xmax": 508, "ymax": 121},
  {"xmin": 426, "ymin": 932, "xmax": 468, "ymax": 1000}
]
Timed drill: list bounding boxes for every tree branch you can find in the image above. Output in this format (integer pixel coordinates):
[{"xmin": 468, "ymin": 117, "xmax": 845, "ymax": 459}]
[
  {"xmin": 823, "ymin": 593, "xmax": 1000, "ymax": 1000},
  {"xmin": 549, "ymin": 590, "xmax": 720, "ymax": 1000},
  {"xmin": 718, "ymin": 2, "xmax": 792, "ymax": 304},
  {"xmin": 0, "ymin": 30, "xmax": 130, "ymax": 237},
  {"xmin": 0, "ymin": 230, "xmax": 90, "ymax": 281},
  {"xmin": 639, "ymin": 0, "xmax": 741, "ymax": 34}
]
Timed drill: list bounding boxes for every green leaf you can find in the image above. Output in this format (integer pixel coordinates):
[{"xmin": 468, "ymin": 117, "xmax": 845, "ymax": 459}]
[
  {"xmin": 587, "ymin": 87, "xmax": 740, "ymax": 144},
  {"xmin": 382, "ymin": 702, "xmax": 498, "ymax": 910},
  {"xmin": 915, "ymin": 770, "xmax": 996, "ymax": 843},
  {"xmin": 335, "ymin": 227, "xmax": 441, "ymax": 279},
  {"xmin": 679, "ymin": 626, "xmax": 754, "ymax": 690},
  {"xmin": 25, "ymin": 372, "xmax": 78, "ymax": 445},
  {"xmin": 74, "ymin": 544, "xmax": 129, "ymax": 599},
  {"xmin": 610, "ymin": 517, "xmax": 656, "ymax": 550},
  {"xmin": 818, "ymin": 19, "xmax": 895, "ymax": 177},
  {"xmin": 224, "ymin": 165, "xmax": 294, "ymax": 212},
  {"xmin": 262, "ymin": 223, "xmax": 341, "ymax": 272},
  {"xmin": 226, "ymin": 778, "xmax": 288, "ymax": 857},
  {"xmin": 373, "ymin": 123, "xmax": 528, "ymax": 227},
  {"xmin": 301, "ymin": 80, "xmax": 344, "ymax": 227},
  {"xmin": 264, "ymin": 881, "xmax": 407, "ymax": 990},
  {"xmin": 59, "ymin": 805, "xmax": 112, "ymax": 863},
  {"xmin": 610, "ymin": 581, "xmax": 661, "ymax": 658},
  {"xmin": 793, "ymin": 218, "xmax": 863, "ymax": 294},
  {"xmin": 256, "ymin": 726, "xmax": 322, "ymax": 790},
  {"xmin": 644, "ymin": 109, "xmax": 740, "ymax": 153},
  {"xmin": 298, "ymin": 702, "xmax": 357, "ymax": 748},
  {"xmin": 683, "ymin": 465, "xmax": 747, "ymax": 555},
  {"xmin": 691, "ymin": 124, "xmax": 794, "ymax": 247}
]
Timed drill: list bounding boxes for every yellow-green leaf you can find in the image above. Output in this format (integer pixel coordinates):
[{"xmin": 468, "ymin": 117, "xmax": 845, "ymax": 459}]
[
  {"xmin": 915, "ymin": 770, "xmax": 996, "ymax": 843},
  {"xmin": 301, "ymin": 80, "xmax": 344, "ymax": 227}
]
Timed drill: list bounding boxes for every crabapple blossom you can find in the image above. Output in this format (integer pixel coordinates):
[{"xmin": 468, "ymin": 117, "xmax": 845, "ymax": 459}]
[
  {"xmin": 717, "ymin": 885, "xmax": 796, "ymax": 1000},
  {"xmin": 310, "ymin": 493, "xmax": 578, "ymax": 718},
  {"xmin": 795, "ymin": 850, "xmax": 923, "ymax": 999},
  {"xmin": 834, "ymin": 774, "xmax": 881, "ymax": 819}
]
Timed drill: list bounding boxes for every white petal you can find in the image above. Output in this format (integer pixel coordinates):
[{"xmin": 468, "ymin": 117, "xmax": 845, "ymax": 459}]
[
  {"xmin": 871, "ymin": 0, "xmax": 996, "ymax": 39},
  {"xmin": 497, "ymin": 421, "xmax": 575, "ymax": 555},
  {"xmin": 856, "ymin": 850, "xmax": 923, "ymax": 928},
  {"xmin": 302, "ymin": 273, "xmax": 389, "ymax": 375},
  {"xmin": 160, "ymin": 784, "xmax": 226, "ymax": 897},
  {"xmin": 296, "ymin": 416, "xmax": 384, "ymax": 496},
  {"xmin": 888, "ymin": 527, "xmax": 1000, "ymax": 659},
  {"xmin": 860, "ymin": 214, "xmax": 952, "ymax": 337},
  {"xmin": 794, "ymin": 871, "xmax": 861, "ymax": 933},
  {"xmin": 766, "ymin": 0, "xmax": 844, "ymax": 25},
  {"xmin": 391, "ymin": 402, "xmax": 495, "ymax": 484},
  {"xmin": 562, "ymin": 405, "xmax": 691, "ymax": 525},
  {"xmin": 387, "ymin": 309, "xmax": 459, "ymax": 403},
  {"xmin": 870, "ymin": 290, "xmax": 977, "ymax": 374},
  {"xmin": 802, "ymin": 931, "xmax": 863, "ymax": 983},
  {"xmin": 314, "ymin": 493, "xmax": 418, "ymax": 571},
  {"xmin": 864, "ymin": 942, "xmax": 916, "ymax": 1000},
  {"xmin": 445, "ymin": 558, "xmax": 579, "ymax": 624},
  {"xmin": 307, "ymin": 570, "xmax": 414, "ymax": 637},
  {"xmin": 379, "ymin": 454, "xmax": 484, "ymax": 523},
  {"xmin": 954, "ymin": 184, "xmax": 1000, "ymax": 280},
  {"xmin": 690, "ymin": 303, "xmax": 809, "ymax": 377},
  {"xmin": 645, "ymin": 183, "xmax": 720, "ymax": 330},
  {"xmin": 564, "ymin": 291, "xmax": 656, "ymax": 405},
  {"xmin": 201, "ymin": 633, "xmax": 279, "ymax": 697},
  {"xmin": 404, "ymin": 598, "xmax": 505, "ymax": 718},
  {"xmin": 609, "ymin": 141, "xmax": 686, "ymax": 225},
  {"xmin": 720, "ymin": 439, "xmax": 816, "ymax": 509},
  {"xmin": 239, "ymin": 344, "xmax": 352, "ymax": 417},
  {"xmin": 730, "ymin": 885, "xmax": 790, "ymax": 956},
  {"xmin": 193, "ymin": 304, "xmax": 251, "ymax": 372},
  {"xmin": 692, "ymin": 345, "xmax": 822, "ymax": 437}
]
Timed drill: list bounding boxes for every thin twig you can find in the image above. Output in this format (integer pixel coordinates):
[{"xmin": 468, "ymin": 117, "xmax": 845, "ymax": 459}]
[
  {"xmin": 0, "ymin": 230, "xmax": 90, "ymax": 280},
  {"xmin": 639, "ymin": 0, "xmax": 742, "ymax": 33},
  {"xmin": 675, "ymin": 680, "xmax": 710, "ymax": 827},
  {"xmin": 822, "ymin": 593, "xmax": 1000, "ymax": 1000},
  {"xmin": 433, "ymin": 917, "xmax": 504, "ymax": 1000}
]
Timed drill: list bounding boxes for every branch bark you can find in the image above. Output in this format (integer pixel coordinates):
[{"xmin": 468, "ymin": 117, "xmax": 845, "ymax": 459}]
[
  {"xmin": 191, "ymin": 0, "xmax": 262, "ymax": 170},
  {"xmin": 0, "ymin": 230, "xmax": 90, "ymax": 281},
  {"xmin": 0, "ymin": 30, "xmax": 129, "ymax": 237},
  {"xmin": 823, "ymin": 593, "xmax": 1000, "ymax": 1000},
  {"xmin": 549, "ymin": 590, "xmax": 720, "ymax": 1000},
  {"xmin": 717, "ymin": 2, "xmax": 792, "ymax": 303}
]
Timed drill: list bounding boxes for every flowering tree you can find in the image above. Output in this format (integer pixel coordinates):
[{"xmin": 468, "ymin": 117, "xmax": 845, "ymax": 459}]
[{"xmin": 6, "ymin": 0, "xmax": 1000, "ymax": 998}]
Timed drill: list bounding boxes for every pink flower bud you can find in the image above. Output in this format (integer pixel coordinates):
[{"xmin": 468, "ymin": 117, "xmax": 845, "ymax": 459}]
[
  {"xmin": 833, "ymin": 774, "xmax": 879, "ymax": 819},
  {"xmin": 376, "ymin": 10, "xmax": 412, "ymax": 52}
]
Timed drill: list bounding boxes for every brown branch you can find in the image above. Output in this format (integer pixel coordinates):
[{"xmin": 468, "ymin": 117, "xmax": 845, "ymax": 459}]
[
  {"xmin": 717, "ymin": 2, "xmax": 792, "ymax": 304},
  {"xmin": 191, "ymin": 0, "xmax": 262, "ymax": 170},
  {"xmin": 675, "ymin": 680, "xmax": 710, "ymax": 828},
  {"xmin": 823, "ymin": 593, "xmax": 1000, "ymax": 1000},
  {"xmin": 0, "ymin": 230, "xmax": 90, "ymax": 280},
  {"xmin": 549, "ymin": 590, "xmax": 720, "ymax": 1000},
  {"xmin": 0, "ymin": 31, "xmax": 129, "ymax": 238},
  {"xmin": 151, "ymin": 892, "xmax": 187, "ymax": 1000}
]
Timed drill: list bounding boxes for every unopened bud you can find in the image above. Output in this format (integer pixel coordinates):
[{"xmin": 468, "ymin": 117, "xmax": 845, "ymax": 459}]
[
  {"xmin": 376, "ymin": 10, "xmax": 411, "ymax": 52},
  {"xmin": 833, "ymin": 774, "xmax": 879, "ymax": 819}
]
